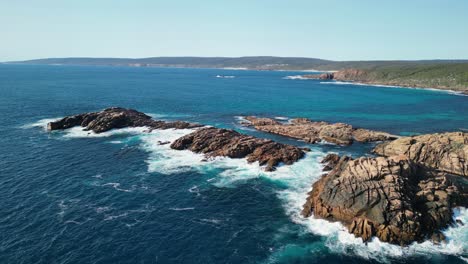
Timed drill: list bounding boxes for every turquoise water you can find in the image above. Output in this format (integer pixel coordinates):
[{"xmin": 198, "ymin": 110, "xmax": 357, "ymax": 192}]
[{"xmin": 0, "ymin": 64, "xmax": 467, "ymax": 263}]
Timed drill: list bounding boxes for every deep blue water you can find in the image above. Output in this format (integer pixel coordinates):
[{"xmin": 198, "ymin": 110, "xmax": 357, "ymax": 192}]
[{"xmin": 0, "ymin": 64, "xmax": 467, "ymax": 264}]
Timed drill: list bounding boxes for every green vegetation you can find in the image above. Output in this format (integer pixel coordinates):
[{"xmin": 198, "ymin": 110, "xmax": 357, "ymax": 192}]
[{"xmin": 339, "ymin": 63, "xmax": 468, "ymax": 91}]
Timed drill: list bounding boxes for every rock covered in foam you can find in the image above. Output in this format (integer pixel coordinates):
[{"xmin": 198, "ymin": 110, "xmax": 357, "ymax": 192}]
[
  {"xmin": 243, "ymin": 116, "xmax": 397, "ymax": 146},
  {"xmin": 47, "ymin": 107, "xmax": 201, "ymax": 133},
  {"xmin": 170, "ymin": 127, "xmax": 308, "ymax": 171},
  {"xmin": 373, "ymin": 132, "xmax": 468, "ymax": 177},
  {"xmin": 301, "ymin": 155, "xmax": 467, "ymax": 245}
]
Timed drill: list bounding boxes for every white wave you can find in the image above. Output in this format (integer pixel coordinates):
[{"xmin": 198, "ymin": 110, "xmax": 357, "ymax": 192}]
[
  {"xmin": 283, "ymin": 75, "xmax": 311, "ymax": 80},
  {"xmin": 169, "ymin": 207, "xmax": 195, "ymax": 211},
  {"xmin": 147, "ymin": 112, "xmax": 193, "ymax": 120},
  {"xmin": 104, "ymin": 213, "xmax": 128, "ymax": 221},
  {"xmin": 320, "ymin": 81, "xmax": 468, "ymax": 97},
  {"xmin": 233, "ymin": 116, "xmax": 256, "ymax": 132},
  {"xmin": 200, "ymin": 218, "xmax": 222, "ymax": 224},
  {"xmin": 140, "ymin": 130, "xmax": 468, "ymax": 261},
  {"xmin": 101, "ymin": 182, "xmax": 134, "ymax": 193},
  {"xmin": 215, "ymin": 75, "xmax": 235, "ymax": 78},
  {"xmin": 95, "ymin": 206, "xmax": 112, "ymax": 213},
  {"xmin": 274, "ymin": 116, "xmax": 289, "ymax": 121},
  {"xmin": 222, "ymin": 67, "xmax": 248, "ymax": 70},
  {"xmin": 277, "ymin": 156, "xmax": 468, "ymax": 262},
  {"xmin": 38, "ymin": 118, "xmax": 467, "ymax": 261},
  {"xmin": 24, "ymin": 116, "xmax": 151, "ymax": 138},
  {"xmin": 61, "ymin": 126, "xmax": 149, "ymax": 138},
  {"xmin": 20, "ymin": 118, "xmax": 61, "ymax": 130},
  {"xmin": 234, "ymin": 115, "xmax": 250, "ymax": 123}
]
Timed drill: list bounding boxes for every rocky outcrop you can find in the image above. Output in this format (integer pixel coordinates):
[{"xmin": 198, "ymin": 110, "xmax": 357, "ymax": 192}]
[
  {"xmin": 374, "ymin": 132, "xmax": 468, "ymax": 177},
  {"xmin": 243, "ymin": 116, "xmax": 397, "ymax": 146},
  {"xmin": 302, "ymin": 69, "xmax": 369, "ymax": 81},
  {"xmin": 302, "ymin": 72, "xmax": 335, "ymax": 80},
  {"xmin": 170, "ymin": 127, "xmax": 308, "ymax": 171},
  {"xmin": 47, "ymin": 107, "xmax": 201, "ymax": 133},
  {"xmin": 48, "ymin": 108, "xmax": 308, "ymax": 171},
  {"xmin": 302, "ymin": 155, "xmax": 467, "ymax": 245}
]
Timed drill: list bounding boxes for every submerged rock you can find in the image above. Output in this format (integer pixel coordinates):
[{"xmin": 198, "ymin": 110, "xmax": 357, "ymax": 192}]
[
  {"xmin": 170, "ymin": 127, "xmax": 308, "ymax": 171},
  {"xmin": 243, "ymin": 116, "xmax": 397, "ymax": 146},
  {"xmin": 302, "ymin": 155, "xmax": 467, "ymax": 245},
  {"xmin": 374, "ymin": 132, "xmax": 468, "ymax": 177},
  {"xmin": 47, "ymin": 107, "xmax": 201, "ymax": 133}
]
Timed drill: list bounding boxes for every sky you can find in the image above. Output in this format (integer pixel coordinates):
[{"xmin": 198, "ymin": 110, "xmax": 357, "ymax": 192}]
[{"xmin": 1, "ymin": 0, "xmax": 468, "ymax": 61}]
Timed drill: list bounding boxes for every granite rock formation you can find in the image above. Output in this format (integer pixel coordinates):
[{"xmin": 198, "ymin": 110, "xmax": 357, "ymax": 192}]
[
  {"xmin": 374, "ymin": 132, "xmax": 468, "ymax": 177},
  {"xmin": 47, "ymin": 107, "xmax": 201, "ymax": 133},
  {"xmin": 170, "ymin": 127, "xmax": 308, "ymax": 171},
  {"xmin": 243, "ymin": 116, "xmax": 397, "ymax": 145},
  {"xmin": 301, "ymin": 155, "xmax": 467, "ymax": 245}
]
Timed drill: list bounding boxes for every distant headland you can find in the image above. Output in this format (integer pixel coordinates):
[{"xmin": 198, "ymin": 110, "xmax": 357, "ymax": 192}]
[{"xmin": 6, "ymin": 56, "xmax": 468, "ymax": 94}]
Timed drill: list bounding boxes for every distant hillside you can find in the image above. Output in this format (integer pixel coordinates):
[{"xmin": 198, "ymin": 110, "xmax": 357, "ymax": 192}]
[
  {"xmin": 7, "ymin": 56, "xmax": 332, "ymax": 70},
  {"xmin": 303, "ymin": 63, "xmax": 468, "ymax": 93},
  {"xmin": 8, "ymin": 56, "xmax": 468, "ymax": 71},
  {"xmin": 343, "ymin": 63, "xmax": 468, "ymax": 91},
  {"xmin": 7, "ymin": 56, "xmax": 468, "ymax": 93}
]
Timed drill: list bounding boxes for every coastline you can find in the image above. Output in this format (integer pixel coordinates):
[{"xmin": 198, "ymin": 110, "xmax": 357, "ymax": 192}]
[
  {"xmin": 319, "ymin": 80, "xmax": 468, "ymax": 96},
  {"xmin": 4, "ymin": 62, "xmax": 467, "ymax": 95},
  {"xmin": 289, "ymin": 71, "xmax": 468, "ymax": 96}
]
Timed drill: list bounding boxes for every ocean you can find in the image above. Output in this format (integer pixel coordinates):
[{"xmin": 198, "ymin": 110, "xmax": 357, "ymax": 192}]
[{"xmin": 0, "ymin": 64, "xmax": 467, "ymax": 263}]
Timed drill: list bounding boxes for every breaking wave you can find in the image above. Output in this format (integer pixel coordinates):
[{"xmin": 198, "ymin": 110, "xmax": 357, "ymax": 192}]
[
  {"xmin": 30, "ymin": 117, "xmax": 468, "ymax": 262},
  {"xmin": 283, "ymin": 75, "xmax": 311, "ymax": 80},
  {"xmin": 320, "ymin": 81, "xmax": 468, "ymax": 97}
]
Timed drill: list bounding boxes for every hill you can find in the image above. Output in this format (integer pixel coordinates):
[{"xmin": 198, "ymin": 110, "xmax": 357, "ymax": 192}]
[{"xmin": 6, "ymin": 56, "xmax": 468, "ymax": 93}]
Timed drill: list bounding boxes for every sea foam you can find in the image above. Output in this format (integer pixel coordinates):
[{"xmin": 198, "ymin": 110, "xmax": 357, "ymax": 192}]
[
  {"xmin": 21, "ymin": 117, "xmax": 150, "ymax": 138},
  {"xmin": 32, "ymin": 117, "xmax": 468, "ymax": 262},
  {"xmin": 283, "ymin": 75, "xmax": 311, "ymax": 80},
  {"xmin": 320, "ymin": 81, "xmax": 468, "ymax": 97},
  {"xmin": 138, "ymin": 128, "xmax": 468, "ymax": 262},
  {"xmin": 20, "ymin": 118, "xmax": 61, "ymax": 130}
]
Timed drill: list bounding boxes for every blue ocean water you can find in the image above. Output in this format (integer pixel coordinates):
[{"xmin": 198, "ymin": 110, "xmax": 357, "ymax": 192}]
[{"xmin": 0, "ymin": 64, "xmax": 467, "ymax": 264}]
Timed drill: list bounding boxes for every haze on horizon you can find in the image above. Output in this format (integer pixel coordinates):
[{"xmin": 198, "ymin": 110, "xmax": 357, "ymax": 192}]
[{"xmin": 1, "ymin": 0, "xmax": 468, "ymax": 62}]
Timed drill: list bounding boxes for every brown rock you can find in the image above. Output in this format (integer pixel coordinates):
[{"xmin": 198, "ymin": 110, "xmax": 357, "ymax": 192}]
[
  {"xmin": 301, "ymin": 155, "xmax": 466, "ymax": 245},
  {"xmin": 302, "ymin": 73, "xmax": 335, "ymax": 80},
  {"xmin": 300, "ymin": 69, "xmax": 368, "ymax": 82},
  {"xmin": 353, "ymin": 128, "xmax": 398, "ymax": 143},
  {"xmin": 242, "ymin": 116, "xmax": 397, "ymax": 146},
  {"xmin": 374, "ymin": 132, "xmax": 468, "ymax": 177},
  {"xmin": 47, "ymin": 107, "xmax": 202, "ymax": 133},
  {"xmin": 170, "ymin": 127, "xmax": 306, "ymax": 171},
  {"xmin": 321, "ymin": 153, "xmax": 341, "ymax": 171}
]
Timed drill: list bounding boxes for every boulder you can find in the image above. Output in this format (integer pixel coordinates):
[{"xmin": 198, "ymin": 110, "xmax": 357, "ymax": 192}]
[
  {"xmin": 47, "ymin": 107, "xmax": 201, "ymax": 133},
  {"xmin": 321, "ymin": 153, "xmax": 341, "ymax": 171},
  {"xmin": 302, "ymin": 155, "xmax": 466, "ymax": 245},
  {"xmin": 374, "ymin": 132, "xmax": 468, "ymax": 177},
  {"xmin": 243, "ymin": 116, "xmax": 397, "ymax": 146},
  {"xmin": 170, "ymin": 127, "xmax": 307, "ymax": 171}
]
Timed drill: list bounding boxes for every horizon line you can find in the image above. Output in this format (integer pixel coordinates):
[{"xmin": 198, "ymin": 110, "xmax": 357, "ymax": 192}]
[{"xmin": 6, "ymin": 56, "xmax": 468, "ymax": 64}]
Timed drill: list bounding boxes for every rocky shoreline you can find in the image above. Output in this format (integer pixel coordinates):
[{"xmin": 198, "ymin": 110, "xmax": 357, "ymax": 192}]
[
  {"xmin": 47, "ymin": 107, "xmax": 308, "ymax": 171},
  {"xmin": 170, "ymin": 127, "xmax": 308, "ymax": 171},
  {"xmin": 47, "ymin": 107, "xmax": 467, "ymax": 246},
  {"xmin": 302, "ymin": 154, "xmax": 467, "ymax": 245},
  {"xmin": 241, "ymin": 116, "xmax": 398, "ymax": 145},
  {"xmin": 47, "ymin": 107, "xmax": 202, "ymax": 132},
  {"xmin": 302, "ymin": 132, "xmax": 467, "ymax": 245},
  {"xmin": 300, "ymin": 69, "xmax": 468, "ymax": 95}
]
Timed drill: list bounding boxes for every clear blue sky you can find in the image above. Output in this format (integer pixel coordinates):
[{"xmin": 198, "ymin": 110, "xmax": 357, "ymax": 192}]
[{"xmin": 1, "ymin": 0, "xmax": 468, "ymax": 61}]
